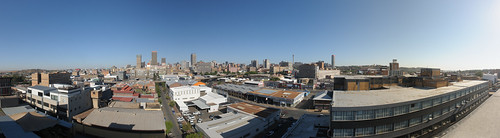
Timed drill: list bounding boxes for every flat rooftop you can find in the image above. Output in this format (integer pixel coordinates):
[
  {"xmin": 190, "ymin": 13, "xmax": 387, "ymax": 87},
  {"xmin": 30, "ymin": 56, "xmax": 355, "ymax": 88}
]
[
  {"xmin": 82, "ymin": 107, "xmax": 165, "ymax": 131},
  {"xmin": 285, "ymin": 114, "xmax": 330, "ymax": 138},
  {"xmin": 333, "ymin": 80, "xmax": 487, "ymax": 107},
  {"xmin": 440, "ymin": 89, "xmax": 500, "ymax": 138},
  {"xmin": 228, "ymin": 102, "xmax": 280, "ymax": 118},
  {"xmin": 196, "ymin": 112, "xmax": 262, "ymax": 138}
]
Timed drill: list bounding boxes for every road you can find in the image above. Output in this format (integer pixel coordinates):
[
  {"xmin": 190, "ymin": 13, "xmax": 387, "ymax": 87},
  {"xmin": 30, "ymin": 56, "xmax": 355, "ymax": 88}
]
[{"xmin": 160, "ymin": 90, "xmax": 183, "ymax": 138}]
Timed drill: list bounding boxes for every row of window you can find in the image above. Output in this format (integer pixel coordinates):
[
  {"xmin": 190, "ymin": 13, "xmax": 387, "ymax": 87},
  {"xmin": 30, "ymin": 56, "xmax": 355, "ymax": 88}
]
[
  {"xmin": 333, "ymin": 83, "xmax": 487, "ymax": 121},
  {"xmin": 172, "ymin": 90, "xmax": 199, "ymax": 96},
  {"xmin": 332, "ymin": 89, "xmax": 489, "ymax": 137}
]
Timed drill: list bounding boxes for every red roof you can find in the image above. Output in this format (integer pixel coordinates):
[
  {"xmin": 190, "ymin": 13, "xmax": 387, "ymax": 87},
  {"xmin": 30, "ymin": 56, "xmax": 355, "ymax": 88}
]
[
  {"xmin": 133, "ymin": 93, "xmax": 140, "ymax": 96},
  {"xmin": 140, "ymin": 95, "xmax": 154, "ymax": 98},
  {"xmin": 112, "ymin": 97, "xmax": 133, "ymax": 102}
]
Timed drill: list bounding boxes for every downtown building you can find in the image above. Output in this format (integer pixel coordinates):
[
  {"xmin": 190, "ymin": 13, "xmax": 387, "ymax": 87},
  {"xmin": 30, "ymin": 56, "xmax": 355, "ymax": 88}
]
[{"xmin": 329, "ymin": 80, "xmax": 489, "ymax": 138}]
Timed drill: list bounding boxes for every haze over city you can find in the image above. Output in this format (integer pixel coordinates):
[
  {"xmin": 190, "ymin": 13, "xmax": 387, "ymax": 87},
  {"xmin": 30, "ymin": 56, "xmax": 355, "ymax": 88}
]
[{"xmin": 1, "ymin": 0, "xmax": 499, "ymax": 71}]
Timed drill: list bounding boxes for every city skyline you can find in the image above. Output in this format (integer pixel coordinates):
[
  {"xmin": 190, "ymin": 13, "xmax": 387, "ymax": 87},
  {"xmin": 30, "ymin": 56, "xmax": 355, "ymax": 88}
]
[{"xmin": 1, "ymin": 0, "xmax": 499, "ymax": 71}]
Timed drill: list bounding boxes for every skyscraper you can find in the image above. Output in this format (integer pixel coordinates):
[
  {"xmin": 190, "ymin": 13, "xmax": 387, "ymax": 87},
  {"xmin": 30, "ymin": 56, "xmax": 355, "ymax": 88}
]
[
  {"xmin": 251, "ymin": 60, "xmax": 258, "ymax": 68},
  {"xmin": 331, "ymin": 54, "xmax": 335, "ymax": 69},
  {"xmin": 151, "ymin": 51, "xmax": 158, "ymax": 66},
  {"xmin": 264, "ymin": 59, "xmax": 270, "ymax": 69},
  {"xmin": 136, "ymin": 54, "xmax": 142, "ymax": 68},
  {"xmin": 161, "ymin": 58, "xmax": 166, "ymax": 65},
  {"xmin": 191, "ymin": 53, "xmax": 197, "ymax": 67}
]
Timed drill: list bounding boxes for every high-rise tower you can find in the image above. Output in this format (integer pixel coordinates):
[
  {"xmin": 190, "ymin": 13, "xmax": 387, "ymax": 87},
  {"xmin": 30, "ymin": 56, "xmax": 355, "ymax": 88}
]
[
  {"xmin": 151, "ymin": 51, "xmax": 158, "ymax": 66},
  {"xmin": 136, "ymin": 54, "xmax": 142, "ymax": 68},
  {"xmin": 191, "ymin": 53, "xmax": 197, "ymax": 67}
]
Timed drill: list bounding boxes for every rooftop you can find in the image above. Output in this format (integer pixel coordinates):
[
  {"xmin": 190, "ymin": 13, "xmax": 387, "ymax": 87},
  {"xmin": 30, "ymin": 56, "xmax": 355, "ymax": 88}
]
[
  {"xmin": 249, "ymin": 89, "xmax": 304, "ymax": 100},
  {"xmin": 333, "ymin": 80, "xmax": 487, "ymax": 107},
  {"xmin": 313, "ymin": 91, "xmax": 333, "ymax": 101},
  {"xmin": 28, "ymin": 85, "xmax": 57, "ymax": 91},
  {"xmin": 196, "ymin": 112, "xmax": 263, "ymax": 138},
  {"xmin": 228, "ymin": 102, "xmax": 280, "ymax": 118},
  {"xmin": 82, "ymin": 107, "xmax": 165, "ymax": 131},
  {"xmin": 285, "ymin": 114, "xmax": 330, "ymax": 138},
  {"xmin": 440, "ymin": 89, "xmax": 500, "ymax": 138}
]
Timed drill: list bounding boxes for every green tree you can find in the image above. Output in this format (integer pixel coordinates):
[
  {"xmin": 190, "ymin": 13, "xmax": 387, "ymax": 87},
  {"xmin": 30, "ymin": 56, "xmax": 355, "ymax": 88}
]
[
  {"xmin": 270, "ymin": 77, "xmax": 280, "ymax": 81},
  {"xmin": 475, "ymin": 71, "xmax": 483, "ymax": 77},
  {"xmin": 165, "ymin": 121, "xmax": 173, "ymax": 134},
  {"xmin": 182, "ymin": 123, "xmax": 192, "ymax": 132},
  {"xmin": 169, "ymin": 101, "xmax": 176, "ymax": 107}
]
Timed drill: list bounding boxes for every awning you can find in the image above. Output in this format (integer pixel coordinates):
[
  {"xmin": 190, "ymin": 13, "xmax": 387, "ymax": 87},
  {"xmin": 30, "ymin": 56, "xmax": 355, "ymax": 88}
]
[{"xmin": 192, "ymin": 100, "xmax": 210, "ymax": 109}]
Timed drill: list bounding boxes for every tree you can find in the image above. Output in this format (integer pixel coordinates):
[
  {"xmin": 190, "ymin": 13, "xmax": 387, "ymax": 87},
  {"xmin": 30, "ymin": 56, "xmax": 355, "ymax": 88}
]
[
  {"xmin": 475, "ymin": 71, "xmax": 483, "ymax": 77},
  {"xmin": 270, "ymin": 77, "xmax": 280, "ymax": 81},
  {"xmin": 169, "ymin": 101, "xmax": 176, "ymax": 107},
  {"xmin": 182, "ymin": 122, "xmax": 192, "ymax": 132}
]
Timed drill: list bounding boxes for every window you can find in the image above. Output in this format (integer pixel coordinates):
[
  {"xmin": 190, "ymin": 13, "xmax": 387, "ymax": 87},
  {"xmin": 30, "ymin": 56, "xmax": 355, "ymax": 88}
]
[
  {"xmin": 409, "ymin": 117, "xmax": 421, "ymax": 126},
  {"xmin": 422, "ymin": 100, "xmax": 432, "ymax": 109},
  {"xmin": 28, "ymin": 90, "xmax": 32, "ymax": 93},
  {"xmin": 355, "ymin": 127, "xmax": 374, "ymax": 136},
  {"xmin": 375, "ymin": 124, "xmax": 393, "ymax": 134},
  {"xmin": 51, "ymin": 95, "xmax": 58, "ymax": 101},
  {"xmin": 393, "ymin": 105, "xmax": 409, "ymax": 116},
  {"xmin": 433, "ymin": 98, "xmax": 442, "ymax": 106},
  {"xmin": 38, "ymin": 92, "xmax": 43, "ymax": 97},
  {"xmin": 423, "ymin": 114, "xmax": 433, "ymax": 122},
  {"xmin": 442, "ymin": 95, "xmax": 450, "ymax": 102},
  {"xmin": 355, "ymin": 110, "xmax": 374, "ymax": 120},
  {"xmin": 375, "ymin": 108, "xmax": 393, "ymax": 119},
  {"xmin": 334, "ymin": 129, "xmax": 354, "ymax": 137},
  {"xmin": 433, "ymin": 110, "xmax": 442, "ymax": 118},
  {"xmin": 394, "ymin": 120, "xmax": 409, "ymax": 130},
  {"xmin": 333, "ymin": 111, "xmax": 354, "ymax": 120},
  {"xmin": 442, "ymin": 107, "xmax": 450, "ymax": 114},
  {"xmin": 409, "ymin": 102, "xmax": 421, "ymax": 112}
]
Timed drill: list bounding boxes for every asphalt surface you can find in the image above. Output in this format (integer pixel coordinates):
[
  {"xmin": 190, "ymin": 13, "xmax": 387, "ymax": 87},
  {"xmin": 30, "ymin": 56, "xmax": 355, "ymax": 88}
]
[{"xmin": 160, "ymin": 90, "xmax": 183, "ymax": 138}]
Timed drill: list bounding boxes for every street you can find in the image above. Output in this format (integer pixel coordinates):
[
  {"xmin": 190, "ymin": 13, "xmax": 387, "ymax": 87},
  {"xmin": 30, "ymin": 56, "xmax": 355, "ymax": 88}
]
[{"xmin": 160, "ymin": 90, "xmax": 183, "ymax": 138}]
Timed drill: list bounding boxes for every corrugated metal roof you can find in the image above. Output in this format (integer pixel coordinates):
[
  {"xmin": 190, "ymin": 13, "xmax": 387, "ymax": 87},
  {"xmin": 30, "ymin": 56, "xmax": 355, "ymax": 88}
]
[
  {"xmin": 82, "ymin": 107, "xmax": 165, "ymax": 131},
  {"xmin": 0, "ymin": 116, "xmax": 39, "ymax": 138}
]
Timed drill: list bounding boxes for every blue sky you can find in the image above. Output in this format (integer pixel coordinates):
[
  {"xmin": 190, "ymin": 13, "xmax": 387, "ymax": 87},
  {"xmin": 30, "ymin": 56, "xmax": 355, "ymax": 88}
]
[{"xmin": 1, "ymin": 0, "xmax": 499, "ymax": 71}]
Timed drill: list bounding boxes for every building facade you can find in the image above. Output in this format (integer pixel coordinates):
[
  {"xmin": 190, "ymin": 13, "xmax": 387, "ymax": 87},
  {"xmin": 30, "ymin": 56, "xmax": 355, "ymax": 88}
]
[
  {"xmin": 136, "ymin": 54, "xmax": 142, "ymax": 68},
  {"xmin": 264, "ymin": 59, "xmax": 270, "ymax": 69},
  {"xmin": 151, "ymin": 51, "xmax": 158, "ymax": 66},
  {"xmin": 191, "ymin": 53, "xmax": 197, "ymax": 67},
  {"xmin": 26, "ymin": 85, "xmax": 93, "ymax": 121},
  {"xmin": 31, "ymin": 72, "xmax": 72, "ymax": 86},
  {"xmin": 0, "ymin": 77, "xmax": 12, "ymax": 96},
  {"xmin": 330, "ymin": 80, "xmax": 489, "ymax": 138}
]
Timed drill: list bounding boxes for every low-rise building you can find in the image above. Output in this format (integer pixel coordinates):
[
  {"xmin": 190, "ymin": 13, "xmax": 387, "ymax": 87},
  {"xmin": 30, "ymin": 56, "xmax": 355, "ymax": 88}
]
[
  {"xmin": 26, "ymin": 85, "xmax": 93, "ymax": 121},
  {"xmin": 196, "ymin": 102, "xmax": 280, "ymax": 138}
]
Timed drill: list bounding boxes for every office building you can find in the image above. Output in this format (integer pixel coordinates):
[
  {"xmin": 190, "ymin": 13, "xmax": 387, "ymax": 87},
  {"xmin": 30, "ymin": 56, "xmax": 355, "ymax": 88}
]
[
  {"xmin": 0, "ymin": 77, "xmax": 12, "ymax": 96},
  {"xmin": 251, "ymin": 60, "xmax": 258, "ymax": 68},
  {"xmin": 26, "ymin": 85, "xmax": 93, "ymax": 121},
  {"xmin": 31, "ymin": 72, "xmax": 72, "ymax": 87},
  {"xmin": 330, "ymin": 80, "xmax": 489, "ymax": 137},
  {"xmin": 332, "ymin": 54, "xmax": 336, "ymax": 68},
  {"xmin": 196, "ymin": 102, "xmax": 280, "ymax": 138},
  {"xmin": 151, "ymin": 51, "xmax": 158, "ymax": 66},
  {"xmin": 264, "ymin": 59, "xmax": 270, "ymax": 69},
  {"xmin": 136, "ymin": 54, "xmax": 142, "ymax": 68},
  {"xmin": 191, "ymin": 53, "xmax": 197, "ymax": 67},
  {"xmin": 317, "ymin": 61, "xmax": 325, "ymax": 70},
  {"xmin": 169, "ymin": 86, "xmax": 212, "ymax": 102},
  {"xmin": 161, "ymin": 58, "xmax": 166, "ymax": 66},
  {"xmin": 196, "ymin": 62, "xmax": 214, "ymax": 73},
  {"xmin": 389, "ymin": 59, "xmax": 402, "ymax": 76}
]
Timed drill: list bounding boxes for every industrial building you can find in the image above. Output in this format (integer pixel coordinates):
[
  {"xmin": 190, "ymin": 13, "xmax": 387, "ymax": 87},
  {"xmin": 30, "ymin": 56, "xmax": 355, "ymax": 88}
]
[
  {"xmin": 214, "ymin": 84, "xmax": 305, "ymax": 107},
  {"xmin": 330, "ymin": 80, "xmax": 489, "ymax": 137},
  {"xmin": 195, "ymin": 102, "xmax": 280, "ymax": 138}
]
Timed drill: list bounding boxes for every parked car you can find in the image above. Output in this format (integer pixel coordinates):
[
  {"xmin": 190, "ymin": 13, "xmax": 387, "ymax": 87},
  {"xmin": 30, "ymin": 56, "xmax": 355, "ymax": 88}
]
[
  {"xmin": 197, "ymin": 118, "xmax": 202, "ymax": 123},
  {"xmin": 193, "ymin": 111, "xmax": 201, "ymax": 115}
]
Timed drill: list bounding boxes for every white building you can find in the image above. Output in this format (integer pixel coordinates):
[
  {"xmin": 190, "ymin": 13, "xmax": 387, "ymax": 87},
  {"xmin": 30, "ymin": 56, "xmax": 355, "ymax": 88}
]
[
  {"xmin": 169, "ymin": 86, "xmax": 201, "ymax": 102},
  {"xmin": 26, "ymin": 85, "xmax": 93, "ymax": 121},
  {"xmin": 198, "ymin": 92, "xmax": 227, "ymax": 112},
  {"xmin": 483, "ymin": 74, "xmax": 498, "ymax": 84}
]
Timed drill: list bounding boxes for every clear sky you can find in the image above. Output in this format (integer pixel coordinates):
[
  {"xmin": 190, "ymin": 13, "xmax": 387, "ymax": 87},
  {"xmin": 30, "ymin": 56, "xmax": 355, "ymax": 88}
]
[{"xmin": 1, "ymin": 0, "xmax": 499, "ymax": 71}]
